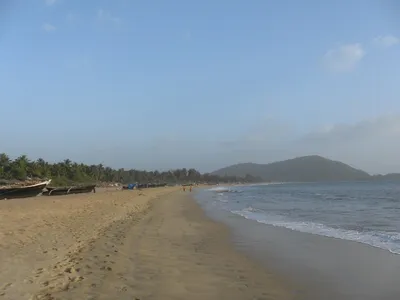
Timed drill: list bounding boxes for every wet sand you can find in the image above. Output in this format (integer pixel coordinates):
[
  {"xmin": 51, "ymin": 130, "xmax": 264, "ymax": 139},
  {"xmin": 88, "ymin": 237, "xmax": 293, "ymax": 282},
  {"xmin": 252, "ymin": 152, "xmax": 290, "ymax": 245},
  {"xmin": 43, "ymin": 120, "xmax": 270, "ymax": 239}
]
[
  {"xmin": 0, "ymin": 188, "xmax": 295, "ymax": 300},
  {"xmin": 197, "ymin": 197, "xmax": 400, "ymax": 300},
  {"xmin": 234, "ymin": 221, "xmax": 400, "ymax": 300}
]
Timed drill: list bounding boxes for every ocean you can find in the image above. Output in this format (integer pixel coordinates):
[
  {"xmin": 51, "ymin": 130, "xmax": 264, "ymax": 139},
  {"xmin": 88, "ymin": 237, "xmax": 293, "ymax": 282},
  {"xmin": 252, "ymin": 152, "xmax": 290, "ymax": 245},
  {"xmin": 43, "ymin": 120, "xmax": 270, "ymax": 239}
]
[
  {"xmin": 195, "ymin": 181, "xmax": 400, "ymax": 300},
  {"xmin": 199, "ymin": 181, "xmax": 400, "ymax": 254}
]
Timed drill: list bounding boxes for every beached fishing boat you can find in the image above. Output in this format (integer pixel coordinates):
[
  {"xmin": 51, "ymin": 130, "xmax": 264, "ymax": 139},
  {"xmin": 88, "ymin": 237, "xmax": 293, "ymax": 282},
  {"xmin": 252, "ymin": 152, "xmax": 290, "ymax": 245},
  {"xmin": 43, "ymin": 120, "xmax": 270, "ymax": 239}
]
[
  {"xmin": 43, "ymin": 184, "xmax": 96, "ymax": 196},
  {"xmin": 0, "ymin": 180, "xmax": 51, "ymax": 200},
  {"xmin": 136, "ymin": 183, "xmax": 167, "ymax": 189},
  {"xmin": 122, "ymin": 183, "xmax": 136, "ymax": 190}
]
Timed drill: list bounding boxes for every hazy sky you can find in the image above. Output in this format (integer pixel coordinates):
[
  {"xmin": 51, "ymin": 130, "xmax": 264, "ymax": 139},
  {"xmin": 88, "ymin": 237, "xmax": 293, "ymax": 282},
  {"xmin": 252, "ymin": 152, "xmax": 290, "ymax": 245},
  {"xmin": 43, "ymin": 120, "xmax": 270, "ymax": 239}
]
[{"xmin": 1, "ymin": 0, "xmax": 400, "ymax": 174}]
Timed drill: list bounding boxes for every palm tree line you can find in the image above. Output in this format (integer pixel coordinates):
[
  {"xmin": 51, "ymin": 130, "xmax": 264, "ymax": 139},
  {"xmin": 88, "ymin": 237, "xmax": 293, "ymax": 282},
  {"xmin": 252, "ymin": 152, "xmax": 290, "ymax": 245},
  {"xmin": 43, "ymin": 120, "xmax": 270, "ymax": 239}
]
[{"xmin": 0, "ymin": 153, "xmax": 259, "ymax": 186}]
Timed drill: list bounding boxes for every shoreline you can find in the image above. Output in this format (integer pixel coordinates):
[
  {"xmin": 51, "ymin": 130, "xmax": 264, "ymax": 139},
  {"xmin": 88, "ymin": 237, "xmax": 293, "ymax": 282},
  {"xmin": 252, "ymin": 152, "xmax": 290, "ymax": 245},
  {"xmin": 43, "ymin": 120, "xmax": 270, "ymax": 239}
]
[
  {"xmin": 0, "ymin": 188, "xmax": 297, "ymax": 299},
  {"xmin": 194, "ymin": 188, "xmax": 400, "ymax": 300}
]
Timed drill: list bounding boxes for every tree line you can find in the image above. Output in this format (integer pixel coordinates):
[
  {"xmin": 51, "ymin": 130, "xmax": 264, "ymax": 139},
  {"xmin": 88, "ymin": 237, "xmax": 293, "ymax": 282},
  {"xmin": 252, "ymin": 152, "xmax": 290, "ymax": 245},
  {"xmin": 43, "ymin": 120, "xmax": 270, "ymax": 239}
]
[{"xmin": 0, "ymin": 153, "xmax": 261, "ymax": 186}]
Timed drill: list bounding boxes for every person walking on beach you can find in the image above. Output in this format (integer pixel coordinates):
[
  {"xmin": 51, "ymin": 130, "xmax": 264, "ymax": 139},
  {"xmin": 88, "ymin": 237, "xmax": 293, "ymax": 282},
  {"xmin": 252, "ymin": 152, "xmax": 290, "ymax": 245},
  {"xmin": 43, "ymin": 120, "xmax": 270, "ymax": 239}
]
[
  {"xmin": 183, "ymin": 185, "xmax": 186, "ymax": 192},
  {"xmin": 189, "ymin": 185, "xmax": 192, "ymax": 192}
]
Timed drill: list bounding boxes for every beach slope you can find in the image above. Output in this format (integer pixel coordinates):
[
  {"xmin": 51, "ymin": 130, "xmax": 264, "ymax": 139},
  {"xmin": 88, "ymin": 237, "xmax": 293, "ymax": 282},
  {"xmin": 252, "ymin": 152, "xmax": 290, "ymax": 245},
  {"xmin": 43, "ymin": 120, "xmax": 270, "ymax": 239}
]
[{"xmin": 0, "ymin": 188, "xmax": 294, "ymax": 300}]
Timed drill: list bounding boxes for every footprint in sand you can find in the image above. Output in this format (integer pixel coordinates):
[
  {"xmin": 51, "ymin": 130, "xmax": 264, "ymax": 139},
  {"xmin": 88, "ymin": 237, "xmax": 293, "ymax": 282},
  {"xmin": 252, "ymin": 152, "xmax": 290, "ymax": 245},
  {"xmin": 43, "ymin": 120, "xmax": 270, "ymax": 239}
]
[
  {"xmin": 1, "ymin": 283, "xmax": 12, "ymax": 290},
  {"xmin": 41, "ymin": 281, "xmax": 49, "ymax": 287},
  {"xmin": 118, "ymin": 286, "xmax": 128, "ymax": 292},
  {"xmin": 72, "ymin": 276, "xmax": 84, "ymax": 282},
  {"xmin": 0, "ymin": 283, "xmax": 12, "ymax": 297}
]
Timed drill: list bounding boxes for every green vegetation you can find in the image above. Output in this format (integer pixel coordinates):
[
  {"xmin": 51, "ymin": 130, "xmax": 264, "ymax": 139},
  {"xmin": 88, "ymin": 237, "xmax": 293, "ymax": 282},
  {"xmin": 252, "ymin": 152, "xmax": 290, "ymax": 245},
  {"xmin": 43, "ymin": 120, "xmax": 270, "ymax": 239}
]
[
  {"xmin": 212, "ymin": 155, "xmax": 373, "ymax": 182},
  {"xmin": 0, "ymin": 153, "xmax": 260, "ymax": 186}
]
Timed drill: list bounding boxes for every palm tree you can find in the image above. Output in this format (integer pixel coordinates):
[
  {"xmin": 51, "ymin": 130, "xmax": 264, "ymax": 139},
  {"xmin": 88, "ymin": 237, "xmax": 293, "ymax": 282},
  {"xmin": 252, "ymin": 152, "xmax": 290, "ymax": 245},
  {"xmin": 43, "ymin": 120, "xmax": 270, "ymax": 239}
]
[
  {"xmin": 15, "ymin": 155, "xmax": 29, "ymax": 168},
  {"xmin": 0, "ymin": 153, "xmax": 10, "ymax": 179},
  {"xmin": 0, "ymin": 152, "xmax": 256, "ymax": 185}
]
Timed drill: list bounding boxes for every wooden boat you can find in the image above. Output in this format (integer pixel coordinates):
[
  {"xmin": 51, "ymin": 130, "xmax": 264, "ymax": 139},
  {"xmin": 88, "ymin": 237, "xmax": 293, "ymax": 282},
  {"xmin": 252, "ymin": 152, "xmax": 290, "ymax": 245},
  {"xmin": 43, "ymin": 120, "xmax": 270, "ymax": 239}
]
[
  {"xmin": 136, "ymin": 183, "xmax": 167, "ymax": 189},
  {"xmin": 0, "ymin": 180, "xmax": 51, "ymax": 200},
  {"xmin": 122, "ymin": 183, "xmax": 136, "ymax": 190},
  {"xmin": 43, "ymin": 184, "xmax": 96, "ymax": 196}
]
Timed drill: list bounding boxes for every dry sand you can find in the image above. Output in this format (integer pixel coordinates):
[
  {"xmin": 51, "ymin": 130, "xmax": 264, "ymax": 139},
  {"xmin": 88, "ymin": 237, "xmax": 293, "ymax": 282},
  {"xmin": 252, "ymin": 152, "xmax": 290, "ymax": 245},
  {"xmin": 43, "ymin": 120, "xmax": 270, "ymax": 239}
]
[{"xmin": 0, "ymin": 187, "xmax": 295, "ymax": 300}]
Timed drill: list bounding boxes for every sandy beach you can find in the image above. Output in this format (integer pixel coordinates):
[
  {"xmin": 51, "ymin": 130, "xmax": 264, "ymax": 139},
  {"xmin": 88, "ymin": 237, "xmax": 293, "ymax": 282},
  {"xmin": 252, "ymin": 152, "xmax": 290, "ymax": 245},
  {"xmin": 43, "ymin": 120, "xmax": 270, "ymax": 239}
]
[{"xmin": 0, "ymin": 187, "xmax": 295, "ymax": 300}]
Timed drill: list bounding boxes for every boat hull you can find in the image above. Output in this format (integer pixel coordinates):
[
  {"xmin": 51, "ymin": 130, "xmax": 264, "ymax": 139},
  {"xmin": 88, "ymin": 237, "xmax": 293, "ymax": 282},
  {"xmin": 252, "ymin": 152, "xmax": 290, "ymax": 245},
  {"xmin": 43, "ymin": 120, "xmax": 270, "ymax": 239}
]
[
  {"xmin": 0, "ymin": 180, "xmax": 51, "ymax": 200},
  {"xmin": 136, "ymin": 183, "xmax": 167, "ymax": 189},
  {"xmin": 43, "ymin": 184, "xmax": 96, "ymax": 196}
]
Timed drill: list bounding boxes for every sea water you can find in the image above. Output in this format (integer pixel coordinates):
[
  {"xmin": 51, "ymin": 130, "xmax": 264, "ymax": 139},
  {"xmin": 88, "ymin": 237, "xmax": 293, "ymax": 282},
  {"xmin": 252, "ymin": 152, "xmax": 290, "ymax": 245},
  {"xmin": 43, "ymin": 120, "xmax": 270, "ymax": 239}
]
[
  {"xmin": 199, "ymin": 181, "xmax": 400, "ymax": 254},
  {"xmin": 196, "ymin": 182, "xmax": 400, "ymax": 299}
]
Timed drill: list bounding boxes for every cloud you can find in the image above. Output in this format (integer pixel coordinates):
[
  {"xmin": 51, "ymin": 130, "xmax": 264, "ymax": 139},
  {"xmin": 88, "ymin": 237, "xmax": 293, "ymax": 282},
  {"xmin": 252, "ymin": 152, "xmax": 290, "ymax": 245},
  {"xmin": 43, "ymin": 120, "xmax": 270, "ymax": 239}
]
[
  {"xmin": 66, "ymin": 12, "xmax": 77, "ymax": 24},
  {"xmin": 97, "ymin": 9, "xmax": 121, "ymax": 25},
  {"xmin": 45, "ymin": 0, "xmax": 58, "ymax": 6},
  {"xmin": 300, "ymin": 116, "xmax": 400, "ymax": 144},
  {"xmin": 94, "ymin": 115, "xmax": 400, "ymax": 174},
  {"xmin": 5, "ymin": 112, "xmax": 399, "ymax": 174},
  {"xmin": 42, "ymin": 23, "xmax": 56, "ymax": 32},
  {"xmin": 291, "ymin": 115, "xmax": 400, "ymax": 173},
  {"xmin": 219, "ymin": 117, "xmax": 296, "ymax": 152},
  {"xmin": 64, "ymin": 56, "xmax": 92, "ymax": 70},
  {"xmin": 184, "ymin": 30, "xmax": 192, "ymax": 40},
  {"xmin": 322, "ymin": 43, "xmax": 365, "ymax": 72},
  {"xmin": 212, "ymin": 114, "xmax": 400, "ymax": 174},
  {"xmin": 372, "ymin": 35, "xmax": 399, "ymax": 48}
]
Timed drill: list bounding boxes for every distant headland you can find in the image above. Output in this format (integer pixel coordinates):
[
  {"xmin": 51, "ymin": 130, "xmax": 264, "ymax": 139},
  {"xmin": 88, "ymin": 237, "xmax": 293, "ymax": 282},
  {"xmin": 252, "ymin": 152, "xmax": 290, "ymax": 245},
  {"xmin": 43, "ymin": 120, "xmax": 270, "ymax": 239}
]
[
  {"xmin": 211, "ymin": 155, "xmax": 400, "ymax": 182},
  {"xmin": 2, "ymin": 153, "xmax": 399, "ymax": 186}
]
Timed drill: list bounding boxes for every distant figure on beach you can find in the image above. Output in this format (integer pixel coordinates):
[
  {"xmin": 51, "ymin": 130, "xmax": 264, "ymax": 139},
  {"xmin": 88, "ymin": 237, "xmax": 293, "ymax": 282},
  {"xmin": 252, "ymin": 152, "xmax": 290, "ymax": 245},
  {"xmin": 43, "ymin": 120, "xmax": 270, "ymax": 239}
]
[
  {"xmin": 183, "ymin": 186, "xmax": 186, "ymax": 192},
  {"xmin": 189, "ymin": 185, "xmax": 192, "ymax": 192}
]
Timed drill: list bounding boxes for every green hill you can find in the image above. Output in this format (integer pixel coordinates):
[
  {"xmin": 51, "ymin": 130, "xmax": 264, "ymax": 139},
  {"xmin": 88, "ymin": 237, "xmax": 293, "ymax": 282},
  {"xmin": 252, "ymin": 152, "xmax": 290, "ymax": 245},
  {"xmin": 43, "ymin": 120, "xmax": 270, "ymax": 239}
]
[{"xmin": 212, "ymin": 155, "xmax": 371, "ymax": 182}]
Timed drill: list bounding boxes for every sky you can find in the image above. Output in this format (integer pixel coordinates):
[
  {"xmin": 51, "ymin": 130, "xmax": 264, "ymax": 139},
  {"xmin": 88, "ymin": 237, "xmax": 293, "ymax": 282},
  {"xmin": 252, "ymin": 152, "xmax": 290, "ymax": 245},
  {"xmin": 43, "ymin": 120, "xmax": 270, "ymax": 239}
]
[{"xmin": 1, "ymin": 0, "xmax": 400, "ymax": 174}]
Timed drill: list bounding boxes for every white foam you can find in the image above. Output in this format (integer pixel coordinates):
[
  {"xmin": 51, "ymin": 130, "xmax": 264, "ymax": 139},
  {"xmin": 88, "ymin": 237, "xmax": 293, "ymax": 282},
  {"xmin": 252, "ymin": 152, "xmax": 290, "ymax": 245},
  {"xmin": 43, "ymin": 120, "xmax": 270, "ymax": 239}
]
[
  {"xmin": 231, "ymin": 207, "xmax": 400, "ymax": 255},
  {"xmin": 207, "ymin": 186, "xmax": 242, "ymax": 193},
  {"xmin": 208, "ymin": 186, "xmax": 230, "ymax": 192}
]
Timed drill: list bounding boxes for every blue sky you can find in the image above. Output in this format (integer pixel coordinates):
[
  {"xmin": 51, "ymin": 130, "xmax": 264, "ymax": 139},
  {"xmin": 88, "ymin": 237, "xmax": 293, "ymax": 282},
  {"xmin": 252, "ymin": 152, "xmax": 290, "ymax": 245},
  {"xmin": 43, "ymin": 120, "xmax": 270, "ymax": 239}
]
[{"xmin": 1, "ymin": 0, "xmax": 400, "ymax": 173}]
